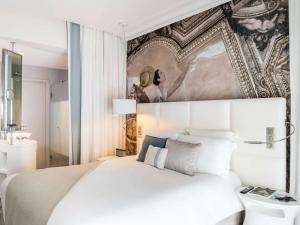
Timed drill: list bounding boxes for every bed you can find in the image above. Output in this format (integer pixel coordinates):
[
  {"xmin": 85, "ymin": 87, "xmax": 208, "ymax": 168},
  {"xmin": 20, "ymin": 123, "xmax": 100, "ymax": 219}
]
[
  {"xmin": 0, "ymin": 98, "xmax": 287, "ymax": 225},
  {"xmin": 1, "ymin": 156, "xmax": 242, "ymax": 225}
]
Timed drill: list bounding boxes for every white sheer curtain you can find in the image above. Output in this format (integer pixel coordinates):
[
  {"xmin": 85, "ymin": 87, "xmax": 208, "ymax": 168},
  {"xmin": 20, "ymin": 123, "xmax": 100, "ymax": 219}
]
[{"xmin": 80, "ymin": 26, "xmax": 126, "ymax": 163}]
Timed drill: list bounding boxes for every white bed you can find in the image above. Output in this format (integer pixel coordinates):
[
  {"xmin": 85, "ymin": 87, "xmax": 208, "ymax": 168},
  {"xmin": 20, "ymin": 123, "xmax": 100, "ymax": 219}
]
[
  {"xmin": 1, "ymin": 156, "xmax": 243, "ymax": 225},
  {"xmin": 1, "ymin": 98, "xmax": 287, "ymax": 225},
  {"xmin": 47, "ymin": 156, "xmax": 242, "ymax": 225}
]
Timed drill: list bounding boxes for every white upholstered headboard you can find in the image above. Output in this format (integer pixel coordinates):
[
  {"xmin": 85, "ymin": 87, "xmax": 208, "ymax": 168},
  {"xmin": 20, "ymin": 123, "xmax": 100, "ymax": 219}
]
[{"xmin": 137, "ymin": 98, "xmax": 287, "ymax": 191}]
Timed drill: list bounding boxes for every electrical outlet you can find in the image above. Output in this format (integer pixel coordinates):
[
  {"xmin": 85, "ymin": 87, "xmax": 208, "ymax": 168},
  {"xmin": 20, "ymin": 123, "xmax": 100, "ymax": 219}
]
[{"xmin": 266, "ymin": 127, "xmax": 274, "ymax": 149}]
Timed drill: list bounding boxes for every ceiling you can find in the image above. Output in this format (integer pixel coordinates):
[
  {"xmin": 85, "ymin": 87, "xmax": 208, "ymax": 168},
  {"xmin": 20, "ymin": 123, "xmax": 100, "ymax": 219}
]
[
  {"xmin": 0, "ymin": 0, "xmax": 229, "ymax": 69},
  {"xmin": 0, "ymin": 0, "xmax": 229, "ymax": 39}
]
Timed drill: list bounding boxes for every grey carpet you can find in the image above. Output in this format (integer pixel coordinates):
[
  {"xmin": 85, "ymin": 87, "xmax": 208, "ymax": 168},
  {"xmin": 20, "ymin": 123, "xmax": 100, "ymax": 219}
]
[{"xmin": 50, "ymin": 151, "xmax": 69, "ymax": 167}]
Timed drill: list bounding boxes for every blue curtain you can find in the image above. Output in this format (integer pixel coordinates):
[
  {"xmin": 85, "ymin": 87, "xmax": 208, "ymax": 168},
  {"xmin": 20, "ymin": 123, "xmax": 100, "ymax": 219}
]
[{"xmin": 68, "ymin": 22, "xmax": 81, "ymax": 164}]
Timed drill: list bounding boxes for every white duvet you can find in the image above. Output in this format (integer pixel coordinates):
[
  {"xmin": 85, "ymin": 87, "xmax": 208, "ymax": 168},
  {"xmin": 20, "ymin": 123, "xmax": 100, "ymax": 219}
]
[{"xmin": 47, "ymin": 156, "xmax": 242, "ymax": 225}]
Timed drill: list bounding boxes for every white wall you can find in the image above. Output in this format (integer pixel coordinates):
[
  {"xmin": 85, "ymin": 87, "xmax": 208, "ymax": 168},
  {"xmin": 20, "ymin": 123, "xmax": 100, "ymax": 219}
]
[
  {"xmin": 20, "ymin": 65, "xmax": 68, "ymax": 103},
  {"xmin": 21, "ymin": 65, "xmax": 68, "ymax": 86},
  {"xmin": 290, "ymin": 0, "xmax": 300, "ymax": 223},
  {"xmin": 51, "ymin": 81, "xmax": 68, "ymax": 102},
  {"xmin": 0, "ymin": 64, "xmax": 68, "ymax": 99},
  {"xmin": 289, "ymin": 0, "xmax": 300, "ymax": 194}
]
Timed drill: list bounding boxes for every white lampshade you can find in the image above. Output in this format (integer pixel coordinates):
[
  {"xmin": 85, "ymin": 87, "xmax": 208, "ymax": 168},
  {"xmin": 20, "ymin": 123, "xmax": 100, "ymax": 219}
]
[{"xmin": 113, "ymin": 99, "xmax": 136, "ymax": 115}]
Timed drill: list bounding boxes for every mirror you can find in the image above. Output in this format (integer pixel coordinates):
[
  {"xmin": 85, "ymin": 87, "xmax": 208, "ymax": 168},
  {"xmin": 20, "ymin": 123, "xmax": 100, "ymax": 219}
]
[{"xmin": 1, "ymin": 49, "xmax": 22, "ymax": 131}]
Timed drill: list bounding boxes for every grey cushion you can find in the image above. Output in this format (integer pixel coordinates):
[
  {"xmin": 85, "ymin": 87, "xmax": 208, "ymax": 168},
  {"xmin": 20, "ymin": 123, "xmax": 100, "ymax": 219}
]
[
  {"xmin": 165, "ymin": 139, "xmax": 201, "ymax": 176},
  {"xmin": 137, "ymin": 135, "xmax": 167, "ymax": 162}
]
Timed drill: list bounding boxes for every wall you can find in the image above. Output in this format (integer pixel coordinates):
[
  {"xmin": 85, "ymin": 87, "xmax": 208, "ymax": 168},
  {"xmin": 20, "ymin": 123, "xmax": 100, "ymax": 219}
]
[
  {"xmin": 289, "ymin": 0, "xmax": 300, "ymax": 222},
  {"xmin": 21, "ymin": 65, "xmax": 68, "ymax": 89},
  {"xmin": 21, "ymin": 65, "xmax": 68, "ymax": 102},
  {"xmin": 126, "ymin": 0, "xmax": 290, "ymax": 185},
  {"xmin": 0, "ymin": 64, "xmax": 68, "ymax": 100},
  {"xmin": 289, "ymin": 0, "xmax": 300, "ymax": 199}
]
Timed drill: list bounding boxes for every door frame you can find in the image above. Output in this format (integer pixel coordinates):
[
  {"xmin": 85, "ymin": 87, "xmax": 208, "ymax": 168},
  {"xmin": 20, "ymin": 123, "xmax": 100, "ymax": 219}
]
[{"xmin": 23, "ymin": 77, "xmax": 50, "ymax": 168}]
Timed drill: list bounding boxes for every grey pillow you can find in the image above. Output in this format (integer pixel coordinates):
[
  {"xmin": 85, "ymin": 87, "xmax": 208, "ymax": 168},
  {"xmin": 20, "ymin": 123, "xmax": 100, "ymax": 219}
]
[
  {"xmin": 137, "ymin": 135, "xmax": 167, "ymax": 162},
  {"xmin": 165, "ymin": 139, "xmax": 201, "ymax": 176}
]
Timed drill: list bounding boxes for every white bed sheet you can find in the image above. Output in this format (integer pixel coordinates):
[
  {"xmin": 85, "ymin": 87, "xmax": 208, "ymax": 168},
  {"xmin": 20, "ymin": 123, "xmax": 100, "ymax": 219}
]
[
  {"xmin": 47, "ymin": 156, "xmax": 243, "ymax": 225},
  {"xmin": 0, "ymin": 173, "xmax": 19, "ymax": 218}
]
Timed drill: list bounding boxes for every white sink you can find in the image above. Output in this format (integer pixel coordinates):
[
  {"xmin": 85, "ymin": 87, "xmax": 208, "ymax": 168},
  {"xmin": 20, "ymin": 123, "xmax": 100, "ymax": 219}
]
[{"xmin": 3, "ymin": 131, "xmax": 32, "ymax": 141}]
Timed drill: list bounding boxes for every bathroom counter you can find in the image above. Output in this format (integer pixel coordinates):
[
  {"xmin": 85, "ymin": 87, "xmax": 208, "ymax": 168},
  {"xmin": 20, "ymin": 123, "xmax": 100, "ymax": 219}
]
[{"xmin": 0, "ymin": 140, "xmax": 37, "ymax": 175}]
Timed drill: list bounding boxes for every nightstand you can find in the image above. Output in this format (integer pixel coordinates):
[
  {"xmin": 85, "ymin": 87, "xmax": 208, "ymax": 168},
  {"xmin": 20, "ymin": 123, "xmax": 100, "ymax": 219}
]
[{"xmin": 237, "ymin": 187, "xmax": 300, "ymax": 225}]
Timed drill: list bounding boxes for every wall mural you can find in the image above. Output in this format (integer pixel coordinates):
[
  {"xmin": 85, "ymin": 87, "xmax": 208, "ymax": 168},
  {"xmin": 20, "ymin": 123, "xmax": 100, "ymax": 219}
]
[{"xmin": 126, "ymin": 0, "xmax": 290, "ymax": 187}]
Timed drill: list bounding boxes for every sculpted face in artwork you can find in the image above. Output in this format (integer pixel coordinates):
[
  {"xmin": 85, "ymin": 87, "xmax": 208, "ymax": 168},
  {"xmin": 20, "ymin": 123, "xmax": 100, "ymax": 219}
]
[
  {"xmin": 223, "ymin": 0, "xmax": 288, "ymax": 51},
  {"xmin": 134, "ymin": 67, "xmax": 168, "ymax": 103},
  {"xmin": 129, "ymin": 65, "xmax": 188, "ymax": 103},
  {"xmin": 238, "ymin": 14, "xmax": 277, "ymax": 33}
]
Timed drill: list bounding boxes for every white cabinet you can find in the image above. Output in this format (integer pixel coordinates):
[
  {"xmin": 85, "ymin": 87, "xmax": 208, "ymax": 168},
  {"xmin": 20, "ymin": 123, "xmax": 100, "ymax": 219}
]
[{"xmin": 0, "ymin": 140, "xmax": 37, "ymax": 175}]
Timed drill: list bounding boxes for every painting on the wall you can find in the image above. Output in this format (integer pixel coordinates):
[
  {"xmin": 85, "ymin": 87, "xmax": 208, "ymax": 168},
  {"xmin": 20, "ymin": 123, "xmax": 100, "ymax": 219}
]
[
  {"xmin": 126, "ymin": 0, "xmax": 290, "ymax": 186},
  {"xmin": 127, "ymin": 0, "xmax": 289, "ymax": 103},
  {"xmin": 128, "ymin": 34, "xmax": 240, "ymax": 103}
]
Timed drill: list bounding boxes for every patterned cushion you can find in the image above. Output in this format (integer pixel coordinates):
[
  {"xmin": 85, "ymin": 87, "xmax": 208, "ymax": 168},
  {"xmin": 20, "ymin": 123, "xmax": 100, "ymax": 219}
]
[
  {"xmin": 137, "ymin": 135, "xmax": 167, "ymax": 162},
  {"xmin": 144, "ymin": 145, "xmax": 168, "ymax": 169},
  {"xmin": 165, "ymin": 139, "xmax": 201, "ymax": 176}
]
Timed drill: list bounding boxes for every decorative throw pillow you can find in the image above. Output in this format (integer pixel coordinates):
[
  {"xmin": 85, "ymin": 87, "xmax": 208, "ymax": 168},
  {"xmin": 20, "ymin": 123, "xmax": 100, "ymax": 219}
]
[
  {"xmin": 144, "ymin": 145, "xmax": 168, "ymax": 169},
  {"xmin": 137, "ymin": 135, "xmax": 167, "ymax": 162},
  {"xmin": 137, "ymin": 129, "xmax": 182, "ymax": 155},
  {"xmin": 165, "ymin": 139, "xmax": 201, "ymax": 176}
]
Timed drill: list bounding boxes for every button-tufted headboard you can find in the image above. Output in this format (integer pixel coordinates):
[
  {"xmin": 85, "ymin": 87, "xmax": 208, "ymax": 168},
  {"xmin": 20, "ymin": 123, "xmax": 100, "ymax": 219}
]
[{"xmin": 137, "ymin": 98, "xmax": 287, "ymax": 191}]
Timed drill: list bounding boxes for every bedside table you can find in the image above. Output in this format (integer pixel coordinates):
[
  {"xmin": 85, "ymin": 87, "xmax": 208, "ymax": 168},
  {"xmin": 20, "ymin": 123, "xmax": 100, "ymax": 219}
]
[{"xmin": 237, "ymin": 187, "xmax": 300, "ymax": 225}]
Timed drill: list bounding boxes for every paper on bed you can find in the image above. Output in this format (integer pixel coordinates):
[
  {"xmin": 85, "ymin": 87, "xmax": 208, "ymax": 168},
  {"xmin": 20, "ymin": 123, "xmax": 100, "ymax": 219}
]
[{"xmin": 47, "ymin": 156, "xmax": 243, "ymax": 225}]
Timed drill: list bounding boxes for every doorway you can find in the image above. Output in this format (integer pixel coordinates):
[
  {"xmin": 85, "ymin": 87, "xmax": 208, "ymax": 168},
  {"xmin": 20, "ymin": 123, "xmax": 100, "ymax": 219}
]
[{"xmin": 22, "ymin": 78, "xmax": 50, "ymax": 169}]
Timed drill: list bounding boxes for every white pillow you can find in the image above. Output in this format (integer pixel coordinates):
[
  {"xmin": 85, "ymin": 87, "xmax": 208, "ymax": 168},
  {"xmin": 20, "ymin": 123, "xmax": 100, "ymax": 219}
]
[
  {"xmin": 184, "ymin": 128, "xmax": 238, "ymax": 141},
  {"xmin": 178, "ymin": 135, "xmax": 236, "ymax": 175},
  {"xmin": 144, "ymin": 145, "xmax": 168, "ymax": 169},
  {"xmin": 142, "ymin": 129, "xmax": 182, "ymax": 139}
]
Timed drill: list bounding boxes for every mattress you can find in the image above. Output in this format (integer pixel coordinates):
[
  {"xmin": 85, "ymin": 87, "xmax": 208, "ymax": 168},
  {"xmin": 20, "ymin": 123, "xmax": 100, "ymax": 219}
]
[
  {"xmin": 48, "ymin": 156, "xmax": 243, "ymax": 225},
  {"xmin": 1, "ymin": 156, "xmax": 243, "ymax": 225}
]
